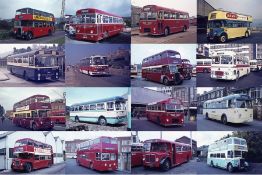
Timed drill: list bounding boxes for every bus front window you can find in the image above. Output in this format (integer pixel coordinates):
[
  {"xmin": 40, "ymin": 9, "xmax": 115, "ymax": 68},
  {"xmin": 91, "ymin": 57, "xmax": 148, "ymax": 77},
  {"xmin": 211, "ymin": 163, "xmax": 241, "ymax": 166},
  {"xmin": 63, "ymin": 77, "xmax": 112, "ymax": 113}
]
[
  {"xmin": 140, "ymin": 12, "xmax": 157, "ymax": 20},
  {"xmin": 234, "ymin": 151, "xmax": 242, "ymax": 158},
  {"xmin": 38, "ymin": 110, "xmax": 48, "ymax": 118},
  {"xmin": 17, "ymin": 153, "xmax": 33, "ymax": 159},
  {"xmin": 168, "ymin": 65, "xmax": 178, "ymax": 73},
  {"xmin": 220, "ymin": 55, "xmax": 233, "ymax": 64},
  {"xmin": 166, "ymin": 103, "xmax": 183, "ymax": 112},
  {"xmin": 115, "ymin": 101, "xmax": 125, "ymax": 111},
  {"xmin": 35, "ymin": 56, "xmax": 58, "ymax": 67},
  {"xmin": 212, "ymin": 56, "xmax": 220, "ymax": 64},
  {"xmin": 14, "ymin": 140, "xmax": 28, "ymax": 147},
  {"xmin": 208, "ymin": 20, "xmax": 226, "ymax": 28},
  {"xmin": 82, "ymin": 14, "xmax": 96, "ymax": 24},
  {"xmin": 235, "ymin": 99, "xmax": 252, "ymax": 108},
  {"xmin": 150, "ymin": 142, "xmax": 168, "ymax": 152},
  {"xmin": 92, "ymin": 57, "xmax": 107, "ymax": 65}
]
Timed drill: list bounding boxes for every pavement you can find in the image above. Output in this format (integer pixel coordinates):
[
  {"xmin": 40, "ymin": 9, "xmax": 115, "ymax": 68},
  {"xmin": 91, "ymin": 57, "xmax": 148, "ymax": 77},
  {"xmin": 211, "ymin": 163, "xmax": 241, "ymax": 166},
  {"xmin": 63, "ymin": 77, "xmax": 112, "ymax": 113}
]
[{"xmin": 0, "ymin": 69, "xmax": 9, "ymax": 81}]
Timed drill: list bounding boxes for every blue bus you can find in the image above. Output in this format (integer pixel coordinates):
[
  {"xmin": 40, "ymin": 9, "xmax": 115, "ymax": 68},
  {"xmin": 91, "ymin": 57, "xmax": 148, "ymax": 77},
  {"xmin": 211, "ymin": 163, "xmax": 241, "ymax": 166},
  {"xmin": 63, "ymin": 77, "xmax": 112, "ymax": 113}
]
[
  {"xmin": 7, "ymin": 50, "xmax": 60, "ymax": 81},
  {"xmin": 70, "ymin": 96, "xmax": 127, "ymax": 126}
]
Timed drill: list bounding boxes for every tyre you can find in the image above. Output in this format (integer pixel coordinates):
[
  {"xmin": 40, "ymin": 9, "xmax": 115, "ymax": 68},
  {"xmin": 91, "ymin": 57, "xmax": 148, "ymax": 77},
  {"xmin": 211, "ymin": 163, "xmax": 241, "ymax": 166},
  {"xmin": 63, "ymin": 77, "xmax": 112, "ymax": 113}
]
[
  {"xmin": 75, "ymin": 116, "xmax": 80, "ymax": 122},
  {"xmin": 220, "ymin": 34, "xmax": 227, "ymax": 43},
  {"xmin": 160, "ymin": 159, "xmax": 171, "ymax": 171},
  {"xmin": 211, "ymin": 161, "xmax": 214, "ymax": 167},
  {"xmin": 32, "ymin": 123, "xmax": 37, "ymax": 131},
  {"xmin": 27, "ymin": 32, "xmax": 33, "ymax": 40},
  {"xmin": 227, "ymin": 163, "xmax": 234, "ymax": 173},
  {"xmin": 164, "ymin": 28, "xmax": 169, "ymax": 36},
  {"xmin": 245, "ymin": 31, "xmax": 249, "ymax": 38},
  {"xmin": 205, "ymin": 113, "xmax": 209, "ymax": 119},
  {"xmin": 48, "ymin": 30, "xmax": 52, "ymax": 36},
  {"xmin": 23, "ymin": 71, "xmax": 29, "ymax": 81},
  {"xmin": 221, "ymin": 115, "xmax": 228, "ymax": 125},
  {"xmin": 183, "ymin": 26, "xmax": 187, "ymax": 32},
  {"xmin": 24, "ymin": 163, "xmax": 32, "ymax": 173},
  {"xmin": 98, "ymin": 117, "xmax": 107, "ymax": 126},
  {"xmin": 163, "ymin": 77, "xmax": 169, "ymax": 86}
]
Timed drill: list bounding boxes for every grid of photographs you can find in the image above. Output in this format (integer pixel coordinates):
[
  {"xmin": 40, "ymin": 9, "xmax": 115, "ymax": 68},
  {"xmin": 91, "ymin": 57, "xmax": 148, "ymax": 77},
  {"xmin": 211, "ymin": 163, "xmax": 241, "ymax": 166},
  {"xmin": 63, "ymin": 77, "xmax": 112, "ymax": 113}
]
[{"xmin": 0, "ymin": 0, "xmax": 261, "ymax": 174}]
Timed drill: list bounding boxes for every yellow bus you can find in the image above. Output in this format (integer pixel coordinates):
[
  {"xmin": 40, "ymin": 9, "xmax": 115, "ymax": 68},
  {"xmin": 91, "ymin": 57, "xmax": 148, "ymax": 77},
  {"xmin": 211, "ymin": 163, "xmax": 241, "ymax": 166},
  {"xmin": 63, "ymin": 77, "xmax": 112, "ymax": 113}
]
[{"xmin": 207, "ymin": 10, "xmax": 253, "ymax": 43}]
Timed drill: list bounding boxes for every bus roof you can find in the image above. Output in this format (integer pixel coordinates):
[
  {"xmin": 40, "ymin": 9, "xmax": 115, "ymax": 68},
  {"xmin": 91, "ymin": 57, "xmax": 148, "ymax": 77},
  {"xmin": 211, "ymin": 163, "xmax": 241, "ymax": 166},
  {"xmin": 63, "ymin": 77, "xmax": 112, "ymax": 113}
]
[
  {"xmin": 204, "ymin": 94, "xmax": 251, "ymax": 104},
  {"xmin": 147, "ymin": 98, "xmax": 182, "ymax": 106},
  {"xmin": 71, "ymin": 96, "xmax": 125, "ymax": 107},
  {"xmin": 14, "ymin": 95, "xmax": 49, "ymax": 106},
  {"xmin": 208, "ymin": 10, "xmax": 252, "ymax": 22},
  {"xmin": 8, "ymin": 49, "xmax": 59, "ymax": 58},
  {"xmin": 16, "ymin": 8, "xmax": 54, "ymax": 17},
  {"xmin": 76, "ymin": 8, "xmax": 122, "ymax": 18},
  {"xmin": 15, "ymin": 138, "xmax": 52, "ymax": 147},
  {"xmin": 144, "ymin": 139, "xmax": 191, "ymax": 146},
  {"xmin": 142, "ymin": 5, "xmax": 189, "ymax": 14}
]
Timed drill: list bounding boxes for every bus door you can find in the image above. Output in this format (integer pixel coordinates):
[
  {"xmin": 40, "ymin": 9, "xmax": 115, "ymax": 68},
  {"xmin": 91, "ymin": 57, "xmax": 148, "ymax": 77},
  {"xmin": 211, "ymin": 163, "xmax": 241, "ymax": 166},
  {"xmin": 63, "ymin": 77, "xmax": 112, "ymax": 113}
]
[
  {"xmin": 158, "ymin": 11, "xmax": 164, "ymax": 33},
  {"xmin": 175, "ymin": 144, "xmax": 183, "ymax": 165},
  {"xmin": 172, "ymin": 144, "xmax": 176, "ymax": 166},
  {"xmin": 161, "ymin": 65, "xmax": 170, "ymax": 81},
  {"xmin": 97, "ymin": 14, "xmax": 103, "ymax": 38}
]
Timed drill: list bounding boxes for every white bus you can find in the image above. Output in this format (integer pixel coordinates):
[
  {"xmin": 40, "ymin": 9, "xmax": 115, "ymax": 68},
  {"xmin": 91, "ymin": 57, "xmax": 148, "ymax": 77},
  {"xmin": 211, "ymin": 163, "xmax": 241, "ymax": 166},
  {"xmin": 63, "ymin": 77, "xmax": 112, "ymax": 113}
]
[
  {"xmin": 207, "ymin": 137, "xmax": 249, "ymax": 173},
  {"xmin": 131, "ymin": 64, "xmax": 139, "ymax": 78},
  {"xmin": 70, "ymin": 96, "xmax": 127, "ymax": 126},
  {"xmin": 249, "ymin": 60, "xmax": 259, "ymax": 71},
  {"xmin": 210, "ymin": 51, "xmax": 250, "ymax": 80},
  {"xmin": 203, "ymin": 94, "xmax": 253, "ymax": 124},
  {"xmin": 257, "ymin": 59, "xmax": 262, "ymax": 70}
]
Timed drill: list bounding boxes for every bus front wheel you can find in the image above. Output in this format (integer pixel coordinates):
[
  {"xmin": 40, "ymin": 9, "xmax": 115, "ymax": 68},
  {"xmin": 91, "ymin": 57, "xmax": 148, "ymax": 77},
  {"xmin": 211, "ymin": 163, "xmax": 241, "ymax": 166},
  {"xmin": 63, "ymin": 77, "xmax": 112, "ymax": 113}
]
[
  {"xmin": 32, "ymin": 123, "xmax": 37, "ymax": 131},
  {"xmin": 24, "ymin": 163, "xmax": 32, "ymax": 173},
  {"xmin": 98, "ymin": 117, "xmax": 107, "ymax": 126},
  {"xmin": 23, "ymin": 71, "xmax": 29, "ymax": 81},
  {"xmin": 245, "ymin": 31, "xmax": 249, "ymax": 38},
  {"xmin": 161, "ymin": 159, "xmax": 171, "ymax": 171},
  {"xmin": 75, "ymin": 116, "xmax": 80, "ymax": 122},
  {"xmin": 227, "ymin": 163, "xmax": 234, "ymax": 173},
  {"xmin": 221, "ymin": 115, "xmax": 228, "ymax": 125},
  {"xmin": 26, "ymin": 32, "xmax": 33, "ymax": 40},
  {"xmin": 220, "ymin": 34, "xmax": 227, "ymax": 43},
  {"xmin": 164, "ymin": 28, "xmax": 169, "ymax": 36},
  {"xmin": 205, "ymin": 113, "xmax": 209, "ymax": 119},
  {"xmin": 163, "ymin": 77, "xmax": 169, "ymax": 86}
]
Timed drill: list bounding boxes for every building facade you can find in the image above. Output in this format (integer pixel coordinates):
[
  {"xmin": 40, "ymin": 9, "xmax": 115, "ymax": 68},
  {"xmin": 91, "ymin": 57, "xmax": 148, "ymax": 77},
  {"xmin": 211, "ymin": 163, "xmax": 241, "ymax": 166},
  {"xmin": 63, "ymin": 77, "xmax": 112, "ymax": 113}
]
[
  {"xmin": 131, "ymin": 5, "xmax": 142, "ymax": 27},
  {"xmin": 117, "ymin": 136, "xmax": 131, "ymax": 172},
  {"xmin": 65, "ymin": 139, "xmax": 88, "ymax": 158},
  {"xmin": 175, "ymin": 136, "xmax": 197, "ymax": 156}
]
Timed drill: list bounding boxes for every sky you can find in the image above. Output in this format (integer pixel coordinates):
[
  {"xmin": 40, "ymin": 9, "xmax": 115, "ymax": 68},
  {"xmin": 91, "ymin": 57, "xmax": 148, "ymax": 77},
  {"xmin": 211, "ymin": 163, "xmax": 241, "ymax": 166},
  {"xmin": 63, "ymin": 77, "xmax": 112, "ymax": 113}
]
[
  {"xmin": 52, "ymin": 131, "xmax": 131, "ymax": 141},
  {"xmin": 135, "ymin": 131, "xmax": 233, "ymax": 147},
  {"xmin": 197, "ymin": 87, "xmax": 213, "ymax": 95},
  {"xmin": 66, "ymin": 87, "xmax": 129, "ymax": 106},
  {"xmin": 65, "ymin": 0, "xmax": 131, "ymax": 17},
  {"xmin": 0, "ymin": 88, "xmax": 64, "ymax": 110},
  {"xmin": 0, "ymin": 44, "xmax": 57, "ymax": 57},
  {"xmin": 65, "ymin": 44, "xmax": 130, "ymax": 65},
  {"xmin": 132, "ymin": 0, "xmax": 197, "ymax": 17},
  {"xmin": 131, "ymin": 44, "xmax": 196, "ymax": 65},
  {"xmin": 0, "ymin": 0, "xmax": 62, "ymax": 19},
  {"xmin": 206, "ymin": 0, "xmax": 262, "ymax": 19}
]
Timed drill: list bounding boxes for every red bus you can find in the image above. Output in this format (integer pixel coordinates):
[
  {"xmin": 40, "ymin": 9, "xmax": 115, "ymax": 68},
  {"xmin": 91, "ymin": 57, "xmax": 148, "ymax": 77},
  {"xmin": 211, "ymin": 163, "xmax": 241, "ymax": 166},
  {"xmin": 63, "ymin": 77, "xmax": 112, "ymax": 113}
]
[
  {"xmin": 13, "ymin": 8, "xmax": 55, "ymax": 40},
  {"xmin": 11, "ymin": 138, "xmax": 53, "ymax": 173},
  {"xmin": 12, "ymin": 95, "xmax": 54, "ymax": 130},
  {"xmin": 79, "ymin": 55, "xmax": 109, "ymax": 76},
  {"xmin": 196, "ymin": 55, "xmax": 212, "ymax": 73},
  {"xmin": 143, "ymin": 139, "xmax": 192, "ymax": 171},
  {"xmin": 76, "ymin": 136, "xmax": 118, "ymax": 171},
  {"xmin": 49, "ymin": 100, "xmax": 66, "ymax": 124},
  {"xmin": 139, "ymin": 5, "xmax": 189, "ymax": 36},
  {"xmin": 142, "ymin": 50, "xmax": 184, "ymax": 85},
  {"xmin": 131, "ymin": 143, "xmax": 144, "ymax": 167},
  {"xmin": 75, "ymin": 8, "xmax": 124, "ymax": 41},
  {"xmin": 181, "ymin": 59, "xmax": 193, "ymax": 80},
  {"xmin": 146, "ymin": 98, "xmax": 184, "ymax": 126}
]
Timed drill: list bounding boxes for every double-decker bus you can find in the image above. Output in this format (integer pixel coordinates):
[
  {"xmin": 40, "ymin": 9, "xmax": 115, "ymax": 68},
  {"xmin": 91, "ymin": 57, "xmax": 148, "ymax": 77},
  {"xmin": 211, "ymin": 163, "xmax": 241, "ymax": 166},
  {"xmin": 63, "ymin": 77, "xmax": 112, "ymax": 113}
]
[
  {"xmin": 131, "ymin": 143, "xmax": 144, "ymax": 167},
  {"xmin": 143, "ymin": 139, "xmax": 192, "ymax": 171},
  {"xmin": 249, "ymin": 60, "xmax": 259, "ymax": 71},
  {"xmin": 75, "ymin": 8, "xmax": 124, "ymax": 41},
  {"xmin": 7, "ymin": 49, "xmax": 60, "ymax": 81},
  {"xmin": 70, "ymin": 96, "xmax": 127, "ymax": 126},
  {"xmin": 131, "ymin": 64, "xmax": 139, "ymax": 78},
  {"xmin": 210, "ymin": 51, "xmax": 250, "ymax": 80},
  {"xmin": 11, "ymin": 138, "xmax": 53, "ymax": 173},
  {"xmin": 12, "ymin": 95, "xmax": 54, "ymax": 130},
  {"xmin": 49, "ymin": 100, "xmax": 66, "ymax": 124},
  {"xmin": 13, "ymin": 8, "xmax": 55, "ymax": 40},
  {"xmin": 207, "ymin": 10, "xmax": 253, "ymax": 43},
  {"xmin": 207, "ymin": 137, "xmax": 249, "ymax": 172},
  {"xmin": 203, "ymin": 94, "xmax": 253, "ymax": 125},
  {"xmin": 139, "ymin": 5, "xmax": 189, "ymax": 36},
  {"xmin": 181, "ymin": 59, "xmax": 192, "ymax": 80},
  {"xmin": 142, "ymin": 50, "xmax": 183, "ymax": 85},
  {"xmin": 76, "ymin": 136, "xmax": 118, "ymax": 171},
  {"xmin": 79, "ymin": 55, "xmax": 109, "ymax": 76},
  {"xmin": 146, "ymin": 98, "xmax": 184, "ymax": 126},
  {"xmin": 196, "ymin": 57, "xmax": 212, "ymax": 73}
]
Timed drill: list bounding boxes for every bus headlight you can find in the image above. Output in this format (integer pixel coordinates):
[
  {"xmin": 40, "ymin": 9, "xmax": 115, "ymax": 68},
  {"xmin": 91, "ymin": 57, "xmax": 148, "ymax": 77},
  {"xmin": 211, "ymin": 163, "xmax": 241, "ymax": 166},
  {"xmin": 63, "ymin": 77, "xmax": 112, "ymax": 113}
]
[
  {"xmin": 153, "ymin": 27, "xmax": 156, "ymax": 31},
  {"xmin": 40, "ymin": 121, "xmax": 43, "ymax": 125},
  {"xmin": 166, "ymin": 119, "xmax": 169, "ymax": 122},
  {"xmin": 90, "ymin": 30, "xmax": 93, "ymax": 34},
  {"xmin": 143, "ymin": 157, "xmax": 145, "ymax": 161},
  {"xmin": 156, "ymin": 158, "xmax": 159, "ymax": 162},
  {"xmin": 105, "ymin": 163, "xmax": 107, "ymax": 166},
  {"xmin": 77, "ymin": 30, "xmax": 80, "ymax": 33},
  {"xmin": 20, "ymin": 163, "xmax": 23, "ymax": 166}
]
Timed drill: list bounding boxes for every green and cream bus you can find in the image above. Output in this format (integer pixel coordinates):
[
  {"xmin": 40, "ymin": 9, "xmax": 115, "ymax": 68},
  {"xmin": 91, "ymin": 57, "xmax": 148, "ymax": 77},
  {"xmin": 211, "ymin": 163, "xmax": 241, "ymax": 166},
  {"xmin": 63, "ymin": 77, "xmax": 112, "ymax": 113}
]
[{"xmin": 207, "ymin": 137, "xmax": 249, "ymax": 172}]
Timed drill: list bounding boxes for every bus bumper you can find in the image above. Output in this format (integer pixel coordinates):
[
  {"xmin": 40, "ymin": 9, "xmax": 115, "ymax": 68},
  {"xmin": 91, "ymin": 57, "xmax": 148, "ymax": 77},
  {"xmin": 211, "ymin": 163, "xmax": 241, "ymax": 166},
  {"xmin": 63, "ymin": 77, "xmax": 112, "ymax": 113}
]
[
  {"xmin": 75, "ymin": 33, "xmax": 100, "ymax": 41},
  {"xmin": 108, "ymin": 115, "xmax": 127, "ymax": 124},
  {"xmin": 11, "ymin": 162, "xmax": 24, "ymax": 171}
]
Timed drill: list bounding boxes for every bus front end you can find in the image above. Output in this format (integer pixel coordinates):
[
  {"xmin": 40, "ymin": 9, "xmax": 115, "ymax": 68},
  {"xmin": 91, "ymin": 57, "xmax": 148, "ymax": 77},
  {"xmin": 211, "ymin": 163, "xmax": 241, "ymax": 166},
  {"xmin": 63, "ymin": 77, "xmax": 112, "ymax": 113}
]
[
  {"xmin": 109, "ymin": 100, "xmax": 127, "ymax": 125},
  {"xmin": 211, "ymin": 66, "xmax": 238, "ymax": 80},
  {"xmin": 207, "ymin": 21, "xmax": 226, "ymax": 42},
  {"xmin": 34, "ymin": 117, "xmax": 54, "ymax": 130},
  {"xmin": 89, "ymin": 65, "xmax": 109, "ymax": 76},
  {"xmin": 168, "ymin": 64, "xmax": 183, "ymax": 85},
  {"xmin": 34, "ymin": 67, "xmax": 59, "ymax": 81},
  {"xmin": 13, "ymin": 14, "xmax": 34, "ymax": 40}
]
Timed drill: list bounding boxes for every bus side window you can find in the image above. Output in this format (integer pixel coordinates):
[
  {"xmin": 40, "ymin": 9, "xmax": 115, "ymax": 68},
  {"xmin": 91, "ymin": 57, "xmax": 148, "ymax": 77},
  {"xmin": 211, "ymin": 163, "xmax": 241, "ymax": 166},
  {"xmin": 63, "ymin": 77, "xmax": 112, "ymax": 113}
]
[{"xmin": 227, "ymin": 151, "xmax": 233, "ymax": 158}]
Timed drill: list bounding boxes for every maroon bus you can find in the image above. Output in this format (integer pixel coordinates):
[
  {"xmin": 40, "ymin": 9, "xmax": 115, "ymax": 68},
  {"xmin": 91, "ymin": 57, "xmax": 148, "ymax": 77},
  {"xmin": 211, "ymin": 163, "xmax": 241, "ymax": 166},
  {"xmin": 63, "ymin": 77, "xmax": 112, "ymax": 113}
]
[
  {"xmin": 13, "ymin": 8, "xmax": 55, "ymax": 40},
  {"xmin": 143, "ymin": 139, "xmax": 192, "ymax": 171},
  {"xmin": 12, "ymin": 95, "xmax": 54, "ymax": 130},
  {"xmin": 76, "ymin": 136, "xmax": 118, "ymax": 171},
  {"xmin": 181, "ymin": 59, "xmax": 193, "ymax": 80},
  {"xmin": 75, "ymin": 8, "xmax": 124, "ymax": 41},
  {"xmin": 139, "ymin": 5, "xmax": 189, "ymax": 36},
  {"xmin": 79, "ymin": 55, "xmax": 109, "ymax": 76},
  {"xmin": 11, "ymin": 138, "xmax": 53, "ymax": 173},
  {"xmin": 141, "ymin": 50, "xmax": 183, "ymax": 85},
  {"xmin": 146, "ymin": 98, "xmax": 184, "ymax": 126},
  {"xmin": 131, "ymin": 143, "xmax": 144, "ymax": 167}
]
